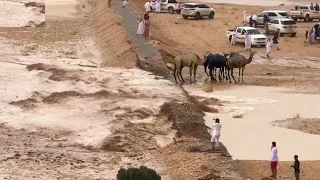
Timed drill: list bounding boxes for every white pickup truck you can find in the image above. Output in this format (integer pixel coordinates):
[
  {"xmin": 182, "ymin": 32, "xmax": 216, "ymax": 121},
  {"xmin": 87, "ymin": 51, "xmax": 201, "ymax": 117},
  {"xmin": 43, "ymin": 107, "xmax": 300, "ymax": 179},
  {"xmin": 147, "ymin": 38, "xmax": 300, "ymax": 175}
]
[
  {"xmin": 150, "ymin": 0, "xmax": 182, "ymax": 14},
  {"xmin": 289, "ymin": 5, "xmax": 320, "ymax": 21},
  {"xmin": 226, "ymin": 26, "xmax": 267, "ymax": 46}
]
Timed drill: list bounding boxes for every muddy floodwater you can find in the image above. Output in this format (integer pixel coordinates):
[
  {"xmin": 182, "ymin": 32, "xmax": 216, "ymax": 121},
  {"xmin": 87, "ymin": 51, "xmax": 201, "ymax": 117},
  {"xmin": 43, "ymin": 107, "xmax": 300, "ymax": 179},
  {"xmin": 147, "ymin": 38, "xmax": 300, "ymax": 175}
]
[{"xmin": 185, "ymin": 85, "xmax": 320, "ymax": 161}]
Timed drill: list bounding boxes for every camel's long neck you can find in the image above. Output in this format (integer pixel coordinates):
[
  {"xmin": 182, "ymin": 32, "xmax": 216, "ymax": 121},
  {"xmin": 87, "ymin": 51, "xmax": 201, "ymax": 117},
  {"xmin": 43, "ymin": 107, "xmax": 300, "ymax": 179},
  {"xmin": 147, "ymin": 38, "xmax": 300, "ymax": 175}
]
[{"xmin": 246, "ymin": 55, "xmax": 254, "ymax": 65}]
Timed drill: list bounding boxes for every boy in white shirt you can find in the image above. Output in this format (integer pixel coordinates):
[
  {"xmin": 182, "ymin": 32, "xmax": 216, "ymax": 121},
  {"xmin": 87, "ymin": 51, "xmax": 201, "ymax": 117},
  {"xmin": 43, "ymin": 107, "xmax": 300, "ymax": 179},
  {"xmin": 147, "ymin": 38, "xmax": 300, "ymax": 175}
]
[
  {"xmin": 211, "ymin": 118, "xmax": 222, "ymax": 150},
  {"xmin": 270, "ymin": 141, "xmax": 279, "ymax": 178}
]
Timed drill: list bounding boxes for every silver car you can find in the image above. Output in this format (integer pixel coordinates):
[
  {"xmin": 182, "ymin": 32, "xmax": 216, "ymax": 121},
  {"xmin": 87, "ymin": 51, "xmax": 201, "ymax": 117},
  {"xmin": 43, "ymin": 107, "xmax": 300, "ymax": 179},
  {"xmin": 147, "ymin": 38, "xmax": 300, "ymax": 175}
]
[
  {"xmin": 246, "ymin": 10, "xmax": 289, "ymax": 27},
  {"xmin": 181, "ymin": 3, "xmax": 215, "ymax": 20}
]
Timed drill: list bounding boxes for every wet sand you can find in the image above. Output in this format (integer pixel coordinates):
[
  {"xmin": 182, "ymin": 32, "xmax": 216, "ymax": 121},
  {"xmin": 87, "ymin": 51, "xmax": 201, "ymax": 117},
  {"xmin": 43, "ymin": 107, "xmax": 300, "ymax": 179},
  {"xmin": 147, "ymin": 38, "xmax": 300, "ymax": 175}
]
[{"xmin": 184, "ymin": 85, "xmax": 320, "ymax": 161}]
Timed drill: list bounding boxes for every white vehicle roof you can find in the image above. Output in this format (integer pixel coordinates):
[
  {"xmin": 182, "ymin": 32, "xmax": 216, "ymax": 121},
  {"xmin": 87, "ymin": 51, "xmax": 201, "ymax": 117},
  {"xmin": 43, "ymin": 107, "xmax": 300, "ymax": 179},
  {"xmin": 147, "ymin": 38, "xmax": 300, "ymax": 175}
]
[
  {"xmin": 184, "ymin": 3, "xmax": 207, "ymax": 5},
  {"xmin": 237, "ymin": 26, "xmax": 257, "ymax": 30},
  {"xmin": 262, "ymin": 10, "xmax": 287, "ymax": 13},
  {"xmin": 273, "ymin": 18, "xmax": 295, "ymax": 21}
]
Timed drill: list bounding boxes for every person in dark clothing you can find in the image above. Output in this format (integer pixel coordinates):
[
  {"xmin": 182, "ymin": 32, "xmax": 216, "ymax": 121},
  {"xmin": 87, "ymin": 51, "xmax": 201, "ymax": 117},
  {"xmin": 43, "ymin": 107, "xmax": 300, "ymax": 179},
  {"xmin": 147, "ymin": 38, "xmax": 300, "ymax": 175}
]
[
  {"xmin": 315, "ymin": 3, "xmax": 320, "ymax": 11},
  {"xmin": 305, "ymin": 28, "xmax": 309, "ymax": 43},
  {"xmin": 291, "ymin": 155, "xmax": 300, "ymax": 180},
  {"xmin": 263, "ymin": 14, "xmax": 269, "ymax": 33},
  {"xmin": 311, "ymin": 3, "xmax": 314, "ymax": 10},
  {"xmin": 273, "ymin": 30, "xmax": 280, "ymax": 50},
  {"xmin": 249, "ymin": 15, "xmax": 253, "ymax": 27}
]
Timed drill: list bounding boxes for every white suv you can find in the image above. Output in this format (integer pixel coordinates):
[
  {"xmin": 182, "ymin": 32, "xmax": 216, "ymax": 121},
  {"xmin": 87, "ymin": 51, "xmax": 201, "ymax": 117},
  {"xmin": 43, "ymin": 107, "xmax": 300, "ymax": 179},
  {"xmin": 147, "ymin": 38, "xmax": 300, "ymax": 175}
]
[
  {"xmin": 246, "ymin": 10, "xmax": 289, "ymax": 27},
  {"xmin": 268, "ymin": 18, "xmax": 297, "ymax": 37},
  {"xmin": 181, "ymin": 3, "xmax": 215, "ymax": 20}
]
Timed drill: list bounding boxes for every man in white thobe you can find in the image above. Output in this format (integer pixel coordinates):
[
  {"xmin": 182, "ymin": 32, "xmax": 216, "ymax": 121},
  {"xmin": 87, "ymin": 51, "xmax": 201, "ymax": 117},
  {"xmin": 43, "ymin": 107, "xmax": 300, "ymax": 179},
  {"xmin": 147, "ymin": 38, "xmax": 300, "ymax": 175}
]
[
  {"xmin": 155, "ymin": 0, "xmax": 161, "ymax": 13},
  {"xmin": 144, "ymin": 1, "xmax": 151, "ymax": 12},
  {"xmin": 231, "ymin": 31, "xmax": 236, "ymax": 45},
  {"xmin": 211, "ymin": 118, "xmax": 222, "ymax": 150},
  {"xmin": 244, "ymin": 32, "xmax": 251, "ymax": 51},
  {"xmin": 266, "ymin": 39, "xmax": 272, "ymax": 58},
  {"xmin": 243, "ymin": 11, "xmax": 247, "ymax": 24}
]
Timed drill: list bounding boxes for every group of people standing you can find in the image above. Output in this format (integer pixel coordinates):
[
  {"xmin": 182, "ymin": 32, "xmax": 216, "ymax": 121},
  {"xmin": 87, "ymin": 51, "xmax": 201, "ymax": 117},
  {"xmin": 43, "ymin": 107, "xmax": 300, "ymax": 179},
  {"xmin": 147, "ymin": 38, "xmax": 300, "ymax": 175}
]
[
  {"xmin": 137, "ymin": 13, "xmax": 151, "ymax": 42},
  {"xmin": 311, "ymin": 2, "xmax": 320, "ymax": 11},
  {"xmin": 144, "ymin": 0, "xmax": 161, "ymax": 13},
  {"xmin": 209, "ymin": 120, "xmax": 300, "ymax": 180}
]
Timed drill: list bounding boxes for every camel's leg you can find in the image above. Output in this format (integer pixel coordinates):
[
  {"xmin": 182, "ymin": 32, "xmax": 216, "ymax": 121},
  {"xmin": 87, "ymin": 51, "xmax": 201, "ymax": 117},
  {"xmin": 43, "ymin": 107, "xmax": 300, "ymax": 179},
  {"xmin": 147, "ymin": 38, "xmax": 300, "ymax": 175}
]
[
  {"xmin": 214, "ymin": 68, "xmax": 217, "ymax": 77},
  {"xmin": 241, "ymin": 66, "xmax": 245, "ymax": 83},
  {"xmin": 179, "ymin": 67, "xmax": 185, "ymax": 84},
  {"xmin": 204, "ymin": 65, "xmax": 209, "ymax": 77},
  {"xmin": 228, "ymin": 69, "xmax": 231, "ymax": 83},
  {"xmin": 173, "ymin": 64, "xmax": 178, "ymax": 84},
  {"xmin": 238, "ymin": 68, "xmax": 241, "ymax": 82},
  {"xmin": 231, "ymin": 69, "xmax": 237, "ymax": 83},
  {"xmin": 218, "ymin": 68, "xmax": 222, "ymax": 82},
  {"xmin": 209, "ymin": 68, "xmax": 214, "ymax": 81},
  {"xmin": 193, "ymin": 64, "xmax": 198, "ymax": 83},
  {"xmin": 189, "ymin": 66, "xmax": 193, "ymax": 84}
]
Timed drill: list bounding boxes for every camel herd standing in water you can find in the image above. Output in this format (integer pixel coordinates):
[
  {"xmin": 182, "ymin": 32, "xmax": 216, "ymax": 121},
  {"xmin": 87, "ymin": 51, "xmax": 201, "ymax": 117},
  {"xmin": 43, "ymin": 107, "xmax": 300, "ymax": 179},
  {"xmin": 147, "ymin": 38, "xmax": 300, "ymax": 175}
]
[{"xmin": 159, "ymin": 49, "xmax": 256, "ymax": 84}]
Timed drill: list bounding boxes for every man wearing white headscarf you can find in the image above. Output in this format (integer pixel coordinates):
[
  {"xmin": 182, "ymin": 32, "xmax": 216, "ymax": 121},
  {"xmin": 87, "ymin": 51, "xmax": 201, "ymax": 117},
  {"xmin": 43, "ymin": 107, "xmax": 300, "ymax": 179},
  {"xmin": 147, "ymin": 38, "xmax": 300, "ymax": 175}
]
[
  {"xmin": 244, "ymin": 32, "xmax": 251, "ymax": 51},
  {"xmin": 243, "ymin": 11, "xmax": 247, "ymax": 24},
  {"xmin": 231, "ymin": 30, "xmax": 236, "ymax": 45},
  {"xmin": 266, "ymin": 38, "xmax": 272, "ymax": 58},
  {"xmin": 144, "ymin": 1, "xmax": 151, "ymax": 12}
]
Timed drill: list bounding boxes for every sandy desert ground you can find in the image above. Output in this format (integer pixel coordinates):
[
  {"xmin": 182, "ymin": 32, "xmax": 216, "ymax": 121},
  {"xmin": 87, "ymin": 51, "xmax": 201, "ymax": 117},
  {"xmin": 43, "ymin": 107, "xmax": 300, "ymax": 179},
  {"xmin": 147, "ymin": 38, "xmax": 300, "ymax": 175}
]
[{"xmin": 0, "ymin": 0, "xmax": 45, "ymax": 27}]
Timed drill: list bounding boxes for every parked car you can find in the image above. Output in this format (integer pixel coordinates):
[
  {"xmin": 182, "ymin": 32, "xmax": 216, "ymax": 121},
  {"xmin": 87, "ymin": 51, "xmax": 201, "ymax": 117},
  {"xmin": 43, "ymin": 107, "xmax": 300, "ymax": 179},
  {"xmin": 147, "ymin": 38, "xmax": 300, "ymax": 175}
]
[
  {"xmin": 181, "ymin": 3, "xmax": 215, "ymax": 20},
  {"xmin": 289, "ymin": 5, "xmax": 320, "ymax": 22},
  {"xmin": 150, "ymin": 0, "xmax": 182, "ymax": 14},
  {"xmin": 226, "ymin": 26, "xmax": 267, "ymax": 46},
  {"xmin": 245, "ymin": 10, "xmax": 289, "ymax": 27},
  {"xmin": 268, "ymin": 18, "xmax": 297, "ymax": 37}
]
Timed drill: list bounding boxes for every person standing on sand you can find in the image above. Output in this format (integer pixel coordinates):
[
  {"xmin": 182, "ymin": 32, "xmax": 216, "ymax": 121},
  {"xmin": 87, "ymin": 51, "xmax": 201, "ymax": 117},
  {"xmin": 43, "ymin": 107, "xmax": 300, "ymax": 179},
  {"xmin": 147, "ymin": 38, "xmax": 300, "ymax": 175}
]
[
  {"xmin": 144, "ymin": 1, "xmax": 151, "ymax": 12},
  {"xmin": 243, "ymin": 11, "xmax": 247, "ymax": 24},
  {"xmin": 231, "ymin": 29, "xmax": 236, "ymax": 46},
  {"xmin": 315, "ymin": 3, "xmax": 319, "ymax": 11},
  {"xmin": 108, "ymin": 0, "xmax": 111, "ymax": 8},
  {"xmin": 155, "ymin": 0, "xmax": 161, "ymax": 13},
  {"xmin": 137, "ymin": 17, "xmax": 144, "ymax": 35},
  {"xmin": 270, "ymin": 141, "xmax": 279, "ymax": 178},
  {"xmin": 266, "ymin": 38, "xmax": 272, "ymax": 58},
  {"xmin": 211, "ymin": 118, "xmax": 222, "ymax": 151},
  {"xmin": 305, "ymin": 28, "xmax": 309, "ymax": 43},
  {"xmin": 143, "ymin": 13, "xmax": 151, "ymax": 42},
  {"xmin": 122, "ymin": 0, "xmax": 128, "ymax": 8},
  {"xmin": 244, "ymin": 32, "xmax": 251, "ymax": 51},
  {"xmin": 291, "ymin": 155, "xmax": 300, "ymax": 180},
  {"xmin": 308, "ymin": 26, "xmax": 315, "ymax": 44},
  {"xmin": 272, "ymin": 30, "xmax": 280, "ymax": 50}
]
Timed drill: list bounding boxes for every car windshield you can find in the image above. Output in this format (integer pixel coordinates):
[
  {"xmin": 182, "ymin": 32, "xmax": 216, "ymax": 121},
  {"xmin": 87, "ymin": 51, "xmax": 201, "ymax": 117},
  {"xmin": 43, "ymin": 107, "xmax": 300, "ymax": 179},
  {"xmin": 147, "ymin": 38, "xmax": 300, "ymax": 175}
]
[
  {"xmin": 246, "ymin": 29, "xmax": 261, "ymax": 35},
  {"xmin": 278, "ymin": 12, "xmax": 288, "ymax": 17},
  {"xmin": 281, "ymin": 20, "xmax": 296, "ymax": 25}
]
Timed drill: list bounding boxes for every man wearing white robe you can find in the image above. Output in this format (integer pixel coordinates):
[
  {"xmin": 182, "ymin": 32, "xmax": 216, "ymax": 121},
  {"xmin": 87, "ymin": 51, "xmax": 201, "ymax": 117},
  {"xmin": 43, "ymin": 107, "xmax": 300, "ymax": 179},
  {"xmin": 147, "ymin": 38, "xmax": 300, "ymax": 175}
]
[
  {"xmin": 266, "ymin": 39, "xmax": 272, "ymax": 58},
  {"xmin": 244, "ymin": 32, "xmax": 251, "ymax": 51},
  {"xmin": 231, "ymin": 31, "xmax": 236, "ymax": 45},
  {"xmin": 155, "ymin": 0, "xmax": 161, "ymax": 13},
  {"xmin": 144, "ymin": 1, "xmax": 151, "ymax": 12},
  {"xmin": 243, "ymin": 11, "xmax": 247, "ymax": 24}
]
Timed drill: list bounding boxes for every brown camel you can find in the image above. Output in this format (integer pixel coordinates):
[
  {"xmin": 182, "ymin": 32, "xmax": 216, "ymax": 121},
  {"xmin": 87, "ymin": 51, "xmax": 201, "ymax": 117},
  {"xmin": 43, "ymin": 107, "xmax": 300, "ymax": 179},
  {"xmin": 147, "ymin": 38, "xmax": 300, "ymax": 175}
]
[
  {"xmin": 227, "ymin": 50, "xmax": 256, "ymax": 83},
  {"xmin": 173, "ymin": 52, "xmax": 203, "ymax": 84}
]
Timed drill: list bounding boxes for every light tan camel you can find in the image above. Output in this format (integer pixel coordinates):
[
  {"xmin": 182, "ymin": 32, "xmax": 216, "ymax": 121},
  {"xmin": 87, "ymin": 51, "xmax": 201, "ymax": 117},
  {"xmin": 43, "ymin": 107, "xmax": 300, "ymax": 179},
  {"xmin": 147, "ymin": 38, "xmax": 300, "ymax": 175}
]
[
  {"xmin": 172, "ymin": 52, "xmax": 203, "ymax": 84},
  {"xmin": 227, "ymin": 50, "xmax": 256, "ymax": 83}
]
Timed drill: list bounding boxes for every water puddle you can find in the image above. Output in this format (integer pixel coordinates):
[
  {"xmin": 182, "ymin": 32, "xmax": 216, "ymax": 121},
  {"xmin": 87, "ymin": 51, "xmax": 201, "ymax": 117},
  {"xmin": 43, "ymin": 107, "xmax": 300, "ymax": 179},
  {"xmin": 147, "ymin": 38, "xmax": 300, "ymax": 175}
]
[{"xmin": 185, "ymin": 85, "xmax": 320, "ymax": 160}]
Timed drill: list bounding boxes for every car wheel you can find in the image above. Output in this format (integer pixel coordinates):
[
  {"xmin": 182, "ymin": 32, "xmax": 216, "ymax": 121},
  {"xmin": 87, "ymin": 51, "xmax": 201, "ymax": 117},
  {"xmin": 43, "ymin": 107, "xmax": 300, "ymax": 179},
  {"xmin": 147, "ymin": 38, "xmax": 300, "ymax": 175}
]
[
  {"xmin": 176, "ymin": 9, "xmax": 181, "ymax": 14},
  {"xmin": 209, "ymin": 11, "xmax": 215, "ymax": 19},
  {"xmin": 252, "ymin": 21, "xmax": 257, "ymax": 28},
  {"xmin": 183, "ymin": 15, "xmax": 188, "ymax": 19},
  {"xmin": 168, "ymin": 7, "xmax": 174, "ymax": 14},
  {"xmin": 290, "ymin": 33, "xmax": 296, "ymax": 37},
  {"xmin": 305, "ymin": 14, "xmax": 310, "ymax": 22},
  {"xmin": 195, "ymin": 12, "xmax": 201, "ymax": 20}
]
